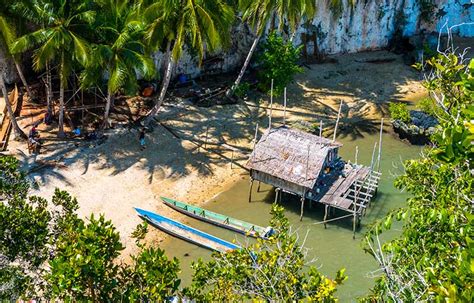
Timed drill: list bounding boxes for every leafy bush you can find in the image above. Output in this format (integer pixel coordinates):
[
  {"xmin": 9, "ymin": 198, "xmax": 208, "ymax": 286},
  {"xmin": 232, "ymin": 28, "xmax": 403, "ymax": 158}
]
[
  {"xmin": 234, "ymin": 82, "xmax": 251, "ymax": 98},
  {"xmin": 418, "ymin": 97, "xmax": 440, "ymax": 116},
  {"xmin": 257, "ymin": 32, "xmax": 303, "ymax": 96},
  {"xmin": 364, "ymin": 55, "xmax": 474, "ymax": 302},
  {"xmin": 389, "ymin": 102, "xmax": 411, "ymax": 123}
]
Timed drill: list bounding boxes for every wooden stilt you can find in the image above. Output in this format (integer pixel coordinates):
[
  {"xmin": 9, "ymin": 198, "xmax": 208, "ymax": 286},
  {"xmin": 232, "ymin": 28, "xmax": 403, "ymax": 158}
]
[
  {"xmin": 230, "ymin": 150, "xmax": 234, "ymax": 169},
  {"xmin": 248, "ymin": 177, "xmax": 254, "ymax": 203},
  {"xmin": 279, "ymin": 190, "xmax": 282, "ymax": 203},
  {"xmin": 352, "ymin": 210, "xmax": 357, "ymax": 239},
  {"xmin": 268, "ymin": 79, "xmax": 273, "ymax": 130},
  {"xmin": 377, "ymin": 118, "xmax": 384, "ymax": 172},
  {"xmin": 274, "ymin": 188, "xmax": 280, "ymax": 203},
  {"xmin": 257, "ymin": 180, "xmax": 261, "ymax": 192},
  {"xmin": 299, "ymin": 191, "xmax": 306, "ymax": 221},
  {"xmin": 333, "ymin": 101, "xmax": 343, "ymax": 142},
  {"xmin": 355, "ymin": 146, "xmax": 359, "ymax": 165},
  {"xmin": 324, "ymin": 205, "xmax": 329, "ymax": 229},
  {"xmin": 319, "ymin": 120, "xmax": 323, "ymax": 138}
]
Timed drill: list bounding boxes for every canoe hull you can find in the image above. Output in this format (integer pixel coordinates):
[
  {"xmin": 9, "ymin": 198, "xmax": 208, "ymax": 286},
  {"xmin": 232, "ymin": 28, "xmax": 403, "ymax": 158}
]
[
  {"xmin": 161, "ymin": 197, "xmax": 272, "ymax": 239},
  {"xmin": 134, "ymin": 208, "xmax": 240, "ymax": 253}
]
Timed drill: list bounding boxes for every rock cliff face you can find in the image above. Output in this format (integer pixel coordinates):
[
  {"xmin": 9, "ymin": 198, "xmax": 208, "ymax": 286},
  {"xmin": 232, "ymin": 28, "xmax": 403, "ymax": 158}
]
[{"xmin": 1, "ymin": 0, "xmax": 473, "ymax": 83}]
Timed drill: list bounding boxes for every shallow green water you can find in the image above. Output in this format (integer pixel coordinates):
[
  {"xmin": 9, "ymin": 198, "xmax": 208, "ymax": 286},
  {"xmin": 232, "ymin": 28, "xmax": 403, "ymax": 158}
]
[{"xmin": 159, "ymin": 130, "xmax": 422, "ymax": 302}]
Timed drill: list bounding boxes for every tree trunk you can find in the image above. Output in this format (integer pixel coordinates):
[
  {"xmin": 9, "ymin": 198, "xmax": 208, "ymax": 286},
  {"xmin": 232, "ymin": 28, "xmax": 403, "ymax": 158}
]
[
  {"xmin": 226, "ymin": 34, "xmax": 261, "ymax": 97},
  {"xmin": 0, "ymin": 74, "xmax": 26, "ymax": 140},
  {"xmin": 58, "ymin": 53, "xmax": 65, "ymax": 138},
  {"xmin": 13, "ymin": 59, "xmax": 33, "ymax": 100},
  {"xmin": 45, "ymin": 63, "xmax": 53, "ymax": 116},
  {"xmin": 102, "ymin": 92, "xmax": 113, "ymax": 129},
  {"xmin": 145, "ymin": 42, "xmax": 174, "ymax": 125}
]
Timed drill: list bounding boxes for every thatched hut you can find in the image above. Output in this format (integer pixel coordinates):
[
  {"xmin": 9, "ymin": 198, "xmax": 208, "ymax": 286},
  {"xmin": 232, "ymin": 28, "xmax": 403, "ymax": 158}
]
[{"xmin": 246, "ymin": 126, "xmax": 342, "ymax": 196}]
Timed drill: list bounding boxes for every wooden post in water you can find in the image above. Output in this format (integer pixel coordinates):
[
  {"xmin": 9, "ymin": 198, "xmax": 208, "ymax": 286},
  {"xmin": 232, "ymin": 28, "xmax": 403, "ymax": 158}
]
[
  {"xmin": 257, "ymin": 181, "xmax": 261, "ymax": 192},
  {"xmin": 300, "ymin": 190, "xmax": 307, "ymax": 221},
  {"xmin": 355, "ymin": 146, "xmax": 359, "ymax": 165},
  {"xmin": 230, "ymin": 150, "xmax": 234, "ymax": 169},
  {"xmin": 268, "ymin": 79, "xmax": 274, "ymax": 130},
  {"xmin": 333, "ymin": 101, "xmax": 343, "ymax": 142},
  {"xmin": 248, "ymin": 176, "xmax": 254, "ymax": 203},
  {"xmin": 323, "ymin": 205, "xmax": 329, "ymax": 229},
  {"xmin": 370, "ymin": 142, "xmax": 377, "ymax": 171},
  {"xmin": 283, "ymin": 87, "xmax": 287, "ymax": 126},
  {"xmin": 377, "ymin": 118, "xmax": 383, "ymax": 172},
  {"xmin": 274, "ymin": 188, "xmax": 280, "ymax": 203}
]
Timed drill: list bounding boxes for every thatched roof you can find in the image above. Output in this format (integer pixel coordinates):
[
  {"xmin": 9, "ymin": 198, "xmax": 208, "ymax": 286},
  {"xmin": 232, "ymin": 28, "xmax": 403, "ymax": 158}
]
[{"xmin": 246, "ymin": 126, "xmax": 342, "ymax": 189}]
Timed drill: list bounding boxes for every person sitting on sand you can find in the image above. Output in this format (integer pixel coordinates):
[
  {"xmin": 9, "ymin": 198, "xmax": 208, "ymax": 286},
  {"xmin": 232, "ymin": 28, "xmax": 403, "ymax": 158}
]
[
  {"xmin": 139, "ymin": 128, "xmax": 146, "ymax": 149},
  {"xmin": 28, "ymin": 136, "xmax": 41, "ymax": 154},
  {"xmin": 72, "ymin": 126, "xmax": 81, "ymax": 137},
  {"xmin": 29, "ymin": 126, "xmax": 39, "ymax": 139}
]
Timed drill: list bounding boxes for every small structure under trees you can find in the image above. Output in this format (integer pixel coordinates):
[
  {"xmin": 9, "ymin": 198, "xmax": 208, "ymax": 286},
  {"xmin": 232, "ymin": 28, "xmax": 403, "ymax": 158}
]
[{"xmin": 246, "ymin": 124, "xmax": 382, "ymax": 236}]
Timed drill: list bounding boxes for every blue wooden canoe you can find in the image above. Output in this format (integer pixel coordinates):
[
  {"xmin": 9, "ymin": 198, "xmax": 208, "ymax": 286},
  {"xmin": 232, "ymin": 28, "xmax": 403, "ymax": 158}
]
[{"xmin": 134, "ymin": 208, "xmax": 240, "ymax": 253}]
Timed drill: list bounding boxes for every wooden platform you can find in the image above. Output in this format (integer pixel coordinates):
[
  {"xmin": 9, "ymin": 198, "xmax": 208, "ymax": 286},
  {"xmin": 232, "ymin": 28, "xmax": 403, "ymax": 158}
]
[{"xmin": 309, "ymin": 163, "xmax": 379, "ymax": 213}]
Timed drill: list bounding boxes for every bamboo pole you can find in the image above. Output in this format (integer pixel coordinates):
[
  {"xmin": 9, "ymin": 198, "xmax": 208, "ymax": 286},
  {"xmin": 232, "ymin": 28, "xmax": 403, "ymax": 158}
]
[
  {"xmin": 283, "ymin": 87, "xmax": 287, "ymax": 126},
  {"xmin": 305, "ymin": 144, "xmax": 311, "ymax": 181},
  {"xmin": 370, "ymin": 142, "xmax": 377, "ymax": 171},
  {"xmin": 274, "ymin": 188, "xmax": 280, "ymax": 203},
  {"xmin": 300, "ymin": 190, "xmax": 306, "ymax": 221},
  {"xmin": 377, "ymin": 118, "xmax": 384, "ymax": 172},
  {"xmin": 332, "ymin": 101, "xmax": 343, "ymax": 142},
  {"xmin": 319, "ymin": 120, "xmax": 323, "ymax": 138},
  {"xmin": 355, "ymin": 146, "xmax": 359, "ymax": 164},
  {"xmin": 252, "ymin": 123, "xmax": 258, "ymax": 163},
  {"xmin": 248, "ymin": 177, "xmax": 254, "ymax": 203},
  {"xmin": 323, "ymin": 205, "xmax": 329, "ymax": 229},
  {"xmin": 268, "ymin": 79, "xmax": 273, "ymax": 130}
]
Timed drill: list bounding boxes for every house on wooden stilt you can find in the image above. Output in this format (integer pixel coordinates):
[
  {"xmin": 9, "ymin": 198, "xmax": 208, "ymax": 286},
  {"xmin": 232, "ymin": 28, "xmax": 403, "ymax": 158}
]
[{"xmin": 245, "ymin": 125, "xmax": 382, "ymax": 237}]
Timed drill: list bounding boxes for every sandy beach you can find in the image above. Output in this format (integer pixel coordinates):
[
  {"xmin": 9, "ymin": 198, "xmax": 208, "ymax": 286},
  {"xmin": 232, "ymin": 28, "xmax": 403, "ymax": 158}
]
[{"xmin": 4, "ymin": 50, "xmax": 427, "ymax": 258}]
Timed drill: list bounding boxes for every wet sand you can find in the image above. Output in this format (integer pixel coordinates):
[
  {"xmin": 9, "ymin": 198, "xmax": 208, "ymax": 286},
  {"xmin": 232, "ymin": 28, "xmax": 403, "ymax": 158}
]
[{"xmin": 5, "ymin": 50, "xmax": 427, "ymax": 259}]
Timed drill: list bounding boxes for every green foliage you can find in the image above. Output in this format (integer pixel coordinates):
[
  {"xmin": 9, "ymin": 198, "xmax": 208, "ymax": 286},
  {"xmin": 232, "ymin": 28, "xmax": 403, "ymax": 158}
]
[
  {"xmin": 185, "ymin": 204, "xmax": 346, "ymax": 301},
  {"xmin": 417, "ymin": 96, "xmax": 439, "ymax": 116},
  {"xmin": 0, "ymin": 156, "xmax": 29, "ymax": 199},
  {"xmin": 47, "ymin": 214, "xmax": 123, "ymax": 301},
  {"xmin": 234, "ymin": 82, "xmax": 251, "ymax": 98},
  {"xmin": 363, "ymin": 54, "xmax": 473, "ymax": 301},
  {"xmin": 0, "ymin": 156, "xmax": 80, "ymax": 299},
  {"xmin": 119, "ymin": 246, "xmax": 181, "ymax": 301},
  {"xmin": 0, "ymin": 155, "xmax": 181, "ymax": 301},
  {"xmin": 257, "ymin": 32, "xmax": 303, "ymax": 96},
  {"xmin": 388, "ymin": 102, "xmax": 411, "ymax": 123}
]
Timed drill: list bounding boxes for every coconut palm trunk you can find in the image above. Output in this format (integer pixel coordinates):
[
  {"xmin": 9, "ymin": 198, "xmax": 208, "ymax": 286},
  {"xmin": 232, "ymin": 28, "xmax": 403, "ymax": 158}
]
[
  {"xmin": 0, "ymin": 74, "xmax": 26, "ymax": 140},
  {"xmin": 226, "ymin": 33, "xmax": 261, "ymax": 97},
  {"xmin": 45, "ymin": 63, "xmax": 53, "ymax": 115},
  {"xmin": 57, "ymin": 51, "xmax": 67, "ymax": 138},
  {"xmin": 103, "ymin": 92, "xmax": 113, "ymax": 129},
  {"xmin": 13, "ymin": 59, "xmax": 33, "ymax": 99},
  {"xmin": 145, "ymin": 42, "xmax": 174, "ymax": 124}
]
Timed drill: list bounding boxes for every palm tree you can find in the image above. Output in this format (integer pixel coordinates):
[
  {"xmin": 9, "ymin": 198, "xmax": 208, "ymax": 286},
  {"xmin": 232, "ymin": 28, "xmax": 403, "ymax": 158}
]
[
  {"xmin": 0, "ymin": 74, "xmax": 27, "ymax": 140},
  {"xmin": 11, "ymin": 0, "xmax": 94, "ymax": 137},
  {"xmin": 142, "ymin": 0, "xmax": 234, "ymax": 124},
  {"xmin": 81, "ymin": 0, "xmax": 154, "ymax": 129},
  {"xmin": 0, "ymin": 1, "xmax": 34, "ymax": 100},
  {"xmin": 226, "ymin": 0, "xmax": 316, "ymax": 97}
]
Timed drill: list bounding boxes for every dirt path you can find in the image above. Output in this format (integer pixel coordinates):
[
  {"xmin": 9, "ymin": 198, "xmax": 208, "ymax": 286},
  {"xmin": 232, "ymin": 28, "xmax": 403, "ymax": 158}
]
[{"xmin": 5, "ymin": 50, "xmax": 427, "ymax": 258}]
